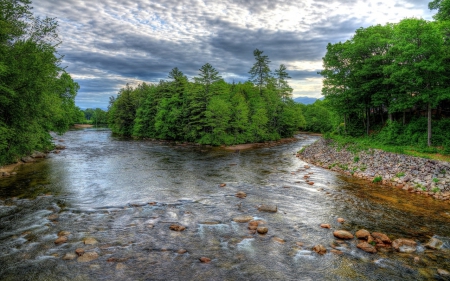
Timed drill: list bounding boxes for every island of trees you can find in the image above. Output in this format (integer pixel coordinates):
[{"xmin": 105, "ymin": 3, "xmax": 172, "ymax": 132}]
[{"xmin": 107, "ymin": 50, "xmax": 306, "ymax": 145}]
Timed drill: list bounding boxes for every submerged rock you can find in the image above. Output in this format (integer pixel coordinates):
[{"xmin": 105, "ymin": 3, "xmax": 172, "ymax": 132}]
[
  {"xmin": 77, "ymin": 252, "xmax": 99, "ymax": 263},
  {"xmin": 272, "ymin": 237, "xmax": 285, "ymax": 244},
  {"xmin": 199, "ymin": 257, "xmax": 211, "ymax": 263},
  {"xmin": 357, "ymin": 241, "xmax": 377, "ymax": 253},
  {"xmin": 337, "ymin": 218, "xmax": 345, "ymax": 223},
  {"xmin": 371, "ymin": 232, "xmax": 391, "ymax": 244},
  {"xmin": 177, "ymin": 249, "xmax": 187, "ymax": 254},
  {"xmin": 84, "ymin": 237, "xmax": 98, "ymax": 245},
  {"xmin": 313, "ymin": 244, "xmax": 327, "ymax": 255},
  {"xmin": 233, "ymin": 216, "xmax": 253, "ymax": 223},
  {"xmin": 54, "ymin": 236, "xmax": 68, "ymax": 245},
  {"xmin": 258, "ymin": 205, "xmax": 277, "ymax": 213},
  {"xmin": 169, "ymin": 224, "xmax": 186, "ymax": 231},
  {"xmin": 424, "ymin": 237, "xmax": 444, "ymax": 250},
  {"xmin": 392, "ymin": 238, "xmax": 417, "ymax": 253},
  {"xmin": 257, "ymin": 227, "xmax": 268, "ymax": 234},
  {"xmin": 58, "ymin": 230, "xmax": 70, "ymax": 237},
  {"xmin": 219, "ymin": 183, "xmax": 226, "ymax": 187},
  {"xmin": 333, "ymin": 230, "xmax": 354, "ymax": 239},
  {"xmin": 75, "ymin": 248, "xmax": 85, "ymax": 256},
  {"xmin": 438, "ymin": 269, "xmax": 450, "ymax": 277},
  {"xmin": 62, "ymin": 253, "xmax": 77, "ymax": 260},
  {"xmin": 235, "ymin": 191, "xmax": 247, "ymax": 198}
]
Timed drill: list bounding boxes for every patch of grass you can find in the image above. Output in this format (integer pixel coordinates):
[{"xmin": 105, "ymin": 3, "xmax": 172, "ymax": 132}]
[
  {"xmin": 360, "ymin": 165, "xmax": 367, "ymax": 172},
  {"xmin": 433, "ymin": 178, "xmax": 439, "ymax": 183},
  {"xmin": 395, "ymin": 172, "xmax": 405, "ymax": 177},
  {"xmin": 372, "ymin": 176, "xmax": 382, "ymax": 183},
  {"xmin": 432, "ymin": 187, "xmax": 440, "ymax": 193},
  {"xmin": 353, "ymin": 156, "xmax": 360, "ymax": 163}
]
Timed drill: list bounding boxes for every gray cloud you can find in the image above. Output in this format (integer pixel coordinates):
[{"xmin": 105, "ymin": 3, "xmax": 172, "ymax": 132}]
[{"xmin": 32, "ymin": 0, "xmax": 434, "ymax": 109}]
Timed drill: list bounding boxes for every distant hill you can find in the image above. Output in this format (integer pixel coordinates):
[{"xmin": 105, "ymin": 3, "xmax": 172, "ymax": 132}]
[{"xmin": 293, "ymin": 96, "xmax": 321, "ymax": 105}]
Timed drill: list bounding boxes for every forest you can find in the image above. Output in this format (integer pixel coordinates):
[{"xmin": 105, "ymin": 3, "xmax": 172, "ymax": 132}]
[
  {"xmin": 312, "ymin": 0, "xmax": 450, "ymax": 154},
  {"xmin": 0, "ymin": 0, "xmax": 82, "ymax": 165},
  {"xmin": 107, "ymin": 51, "xmax": 306, "ymax": 145}
]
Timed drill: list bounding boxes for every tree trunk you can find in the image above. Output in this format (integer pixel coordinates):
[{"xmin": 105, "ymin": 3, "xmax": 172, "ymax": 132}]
[
  {"xmin": 428, "ymin": 103, "xmax": 432, "ymax": 147},
  {"xmin": 403, "ymin": 110, "xmax": 406, "ymax": 126},
  {"xmin": 380, "ymin": 106, "xmax": 384, "ymax": 124}
]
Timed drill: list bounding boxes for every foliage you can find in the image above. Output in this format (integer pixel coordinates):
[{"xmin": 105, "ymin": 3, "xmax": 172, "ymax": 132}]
[
  {"xmin": 372, "ymin": 176, "xmax": 382, "ymax": 183},
  {"xmin": 0, "ymin": 0, "xmax": 79, "ymax": 165},
  {"xmin": 110, "ymin": 51, "xmax": 306, "ymax": 145}
]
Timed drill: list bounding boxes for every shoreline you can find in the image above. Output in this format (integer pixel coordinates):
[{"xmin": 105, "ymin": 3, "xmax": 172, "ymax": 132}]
[{"xmin": 298, "ymin": 137, "xmax": 450, "ymax": 202}]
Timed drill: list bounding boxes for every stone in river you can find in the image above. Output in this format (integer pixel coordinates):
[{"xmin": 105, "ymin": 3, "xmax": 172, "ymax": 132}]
[
  {"xmin": 199, "ymin": 257, "xmax": 211, "ymax": 263},
  {"xmin": 84, "ymin": 237, "xmax": 98, "ymax": 245},
  {"xmin": 357, "ymin": 241, "xmax": 377, "ymax": 253},
  {"xmin": 233, "ymin": 216, "xmax": 253, "ymax": 223},
  {"xmin": 355, "ymin": 229, "xmax": 370, "ymax": 240},
  {"xmin": 58, "ymin": 230, "xmax": 70, "ymax": 237},
  {"xmin": 424, "ymin": 237, "xmax": 444, "ymax": 250},
  {"xmin": 312, "ymin": 244, "xmax": 327, "ymax": 255},
  {"xmin": 392, "ymin": 238, "xmax": 417, "ymax": 253},
  {"xmin": 258, "ymin": 205, "xmax": 277, "ymax": 213},
  {"xmin": 235, "ymin": 191, "xmax": 247, "ymax": 198},
  {"xmin": 320, "ymin": 224, "xmax": 331, "ymax": 229},
  {"xmin": 219, "ymin": 183, "xmax": 226, "ymax": 187},
  {"xmin": 257, "ymin": 227, "xmax": 268, "ymax": 234},
  {"xmin": 331, "ymin": 249, "xmax": 343, "ymax": 255},
  {"xmin": 54, "ymin": 236, "xmax": 68, "ymax": 245},
  {"xmin": 337, "ymin": 218, "xmax": 345, "ymax": 223},
  {"xmin": 333, "ymin": 230, "xmax": 354, "ymax": 239},
  {"xmin": 248, "ymin": 221, "xmax": 259, "ymax": 227},
  {"xmin": 62, "ymin": 253, "xmax": 77, "ymax": 260},
  {"xmin": 169, "ymin": 224, "xmax": 186, "ymax": 231},
  {"xmin": 177, "ymin": 249, "xmax": 187, "ymax": 254},
  {"xmin": 77, "ymin": 252, "xmax": 99, "ymax": 263},
  {"xmin": 308, "ymin": 182, "xmax": 315, "ymax": 185},
  {"xmin": 371, "ymin": 232, "xmax": 391, "ymax": 244},
  {"xmin": 75, "ymin": 248, "xmax": 85, "ymax": 256},
  {"xmin": 438, "ymin": 269, "xmax": 450, "ymax": 277},
  {"xmin": 272, "ymin": 237, "xmax": 285, "ymax": 243}
]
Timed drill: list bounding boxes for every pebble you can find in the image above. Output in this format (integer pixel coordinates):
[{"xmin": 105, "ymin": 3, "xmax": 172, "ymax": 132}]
[
  {"xmin": 199, "ymin": 257, "xmax": 211, "ymax": 263},
  {"xmin": 54, "ymin": 236, "xmax": 68, "ymax": 245},
  {"xmin": 312, "ymin": 244, "xmax": 327, "ymax": 255},
  {"xmin": 169, "ymin": 224, "xmax": 186, "ymax": 231},
  {"xmin": 77, "ymin": 252, "xmax": 99, "ymax": 263},
  {"xmin": 84, "ymin": 237, "xmax": 98, "ymax": 245},
  {"xmin": 235, "ymin": 191, "xmax": 247, "ymax": 198},
  {"xmin": 257, "ymin": 227, "xmax": 268, "ymax": 234},
  {"xmin": 320, "ymin": 224, "xmax": 331, "ymax": 229},
  {"xmin": 233, "ymin": 216, "xmax": 253, "ymax": 223},
  {"xmin": 337, "ymin": 218, "xmax": 345, "ymax": 223}
]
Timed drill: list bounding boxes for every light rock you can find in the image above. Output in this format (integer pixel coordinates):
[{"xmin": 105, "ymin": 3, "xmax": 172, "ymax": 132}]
[
  {"xmin": 54, "ymin": 236, "xmax": 68, "ymax": 245},
  {"xmin": 312, "ymin": 244, "xmax": 327, "ymax": 255},
  {"xmin": 219, "ymin": 183, "xmax": 226, "ymax": 187},
  {"xmin": 233, "ymin": 216, "xmax": 253, "ymax": 223},
  {"xmin": 357, "ymin": 241, "xmax": 377, "ymax": 253},
  {"xmin": 84, "ymin": 237, "xmax": 98, "ymax": 245},
  {"xmin": 177, "ymin": 249, "xmax": 187, "ymax": 254},
  {"xmin": 75, "ymin": 248, "xmax": 85, "ymax": 256},
  {"xmin": 333, "ymin": 230, "xmax": 354, "ymax": 240},
  {"xmin": 199, "ymin": 257, "xmax": 211, "ymax": 263},
  {"xmin": 77, "ymin": 252, "xmax": 99, "ymax": 263},
  {"xmin": 235, "ymin": 191, "xmax": 247, "ymax": 198},
  {"xmin": 320, "ymin": 224, "xmax": 331, "ymax": 229},
  {"xmin": 438, "ymin": 269, "xmax": 450, "ymax": 277},
  {"xmin": 272, "ymin": 237, "xmax": 285, "ymax": 243},
  {"xmin": 62, "ymin": 253, "xmax": 77, "ymax": 260},
  {"xmin": 371, "ymin": 232, "xmax": 391, "ymax": 244},
  {"xmin": 355, "ymin": 229, "xmax": 370, "ymax": 240},
  {"xmin": 337, "ymin": 218, "xmax": 345, "ymax": 223},
  {"xmin": 258, "ymin": 205, "xmax": 277, "ymax": 213},
  {"xmin": 58, "ymin": 230, "xmax": 70, "ymax": 237},
  {"xmin": 257, "ymin": 227, "xmax": 268, "ymax": 234},
  {"xmin": 424, "ymin": 237, "xmax": 443, "ymax": 250},
  {"xmin": 392, "ymin": 238, "xmax": 417, "ymax": 253}
]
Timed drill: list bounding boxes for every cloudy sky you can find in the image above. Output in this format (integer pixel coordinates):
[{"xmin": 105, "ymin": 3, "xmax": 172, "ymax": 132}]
[{"xmin": 32, "ymin": 0, "xmax": 435, "ymax": 109}]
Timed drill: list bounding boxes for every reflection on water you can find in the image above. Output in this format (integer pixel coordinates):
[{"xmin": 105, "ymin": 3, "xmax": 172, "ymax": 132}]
[{"xmin": 1, "ymin": 128, "xmax": 450, "ymax": 280}]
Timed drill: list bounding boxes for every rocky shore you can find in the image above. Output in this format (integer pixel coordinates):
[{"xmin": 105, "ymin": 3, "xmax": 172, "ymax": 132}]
[{"xmin": 297, "ymin": 138, "xmax": 450, "ymax": 201}]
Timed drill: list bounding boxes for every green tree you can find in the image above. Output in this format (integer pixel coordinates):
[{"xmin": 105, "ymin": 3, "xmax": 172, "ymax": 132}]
[
  {"xmin": 273, "ymin": 64, "xmax": 293, "ymax": 101},
  {"xmin": 429, "ymin": 0, "xmax": 450, "ymax": 21},
  {"xmin": 249, "ymin": 49, "xmax": 272, "ymax": 94}
]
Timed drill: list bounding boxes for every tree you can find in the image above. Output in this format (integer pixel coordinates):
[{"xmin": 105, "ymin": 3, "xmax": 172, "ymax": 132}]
[
  {"xmin": 273, "ymin": 64, "xmax": 293, "ymax": 101},
  {"xmin": 249, "ymin": 49, "xmax": 272, "ymax": 94},
  {"xmin": 429, "ymin": 0, "xmax": 450, "ymax": 21}
]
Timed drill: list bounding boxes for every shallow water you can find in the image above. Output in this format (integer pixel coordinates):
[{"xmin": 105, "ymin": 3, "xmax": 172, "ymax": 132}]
[{"xmin": 1, "ymin": 128, "xmax": 450, "ymax": 280}]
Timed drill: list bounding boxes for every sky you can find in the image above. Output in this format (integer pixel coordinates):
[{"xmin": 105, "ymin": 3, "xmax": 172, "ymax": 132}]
[{"xmin": 32, "ymin": 0, "xmax": 435, "ymax": 109}]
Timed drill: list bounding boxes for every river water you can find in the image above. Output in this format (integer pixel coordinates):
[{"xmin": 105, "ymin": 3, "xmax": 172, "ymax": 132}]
[{"xmin": 1, "ymin": 128, "xmax": 450, "ymax": 280}]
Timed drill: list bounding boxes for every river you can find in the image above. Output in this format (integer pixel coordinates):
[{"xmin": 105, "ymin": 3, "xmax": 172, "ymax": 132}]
[{"xmin": 0, "ymin": 128, "xmax": 449, "ymax": 280}]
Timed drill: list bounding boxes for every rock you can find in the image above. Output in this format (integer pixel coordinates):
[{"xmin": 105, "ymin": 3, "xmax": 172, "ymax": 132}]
[
  {"xmin": 199, "ymin": 257, "xmax": 211, "ymax": 263},
  {"xmin": 84, "ymin": 237, "xmax": 98, "ymax": 245},
  {"xmin": 331, "ymin": 249, "xmax": 343, "ymax": 255},
  {"xmin": 219, "ymin": 183, "xmax": 226, "ymax": 187},
  {"xmin": 414, "ymin": 256, "xmax": 420, "ymax": 263},
  {"xmin": 116, "ymin": 263, "xmax": 126, "ymax": 270},
  {"xmin": 272, "ymin": 237, "xmax": 285, "ymax": 243},
  {"xmin": 424, "ymin": 237, "xmax": 444, "ymax": 250},
  {"xmin": 54, "ymin": 236, "xmax": 68, "ymax": 245},
  {"xmin": 21, "ymin": 156, "xmax": 34, "ymax": 163},
  {"xmin": 296, "ymin": 242, "xmax": 304, "ymax": 247},
  {"xmin": 355, "ymin": 229, "xmax": 371, "ymax": 240},
  {"xmin": 312, "ymin": 244, "xmax": 327, "ymax": 255},
  {"xmin": 438, "ymin": 269, "xmax": 450, "ymax": 277},
  {"xmin": 31, "ymin": 151, "xmax": 46, "ymax": 158},
  {"xmin": 258, "ymin": 205, "xmax": 277, "ymax": 213},
  {"xmin": 48, "ymin": 214, "xmax": 59, "ymax": 221},
  {"xmin": 169, "ymin": 224, "xmax": 186, "ymax": 231},
  {"xmin": 77, "ymin": 252, "xmax": 99, "ymax": 263},
  {"xmin": 233, "ymin": 216, "xmax": 253, "ymax": 223},
  {"xmin": 62, "ymin": 253, "xmax": 77, "ymax": 260},
  {"xmin": 371, "ymin": 232, "xmax": 391, "ymax": 244},
  {"xmin": 235, "ymin": 191, "xmax": 247, "ymax": 198},
  {"xmin": 248, "ymin": 221, "xmax": 259, "ymax": 227},
  {"xmin": 337, "ymin": 218, "xmax": 345, "ymax": 223},
  {"xmin": 320, "ymin": 224, "xmax": 331, "ymax": 229},
  {"xmin": 55, "ymin": 145, "xmax": 66, "ymax": 150},
  {"xmin": 257, "ymin": 227, "xmax": 268, "ymax": 234},
  {"xmin": 58, "ymin": 230, "xmax": 70, "ymax": 237},
  {"xmin": 357, "ymin": 241, "xmax": 377, "ymax": 253},
  {"xmin": 308, "ymin": 182, "xmax": 315, "ymax": 185},
  {"xmin": 75, "ymin": 248, "xmax": 85, "ymax": 256},
  {"xmin": 177, "ymin": 249, "xmax": 187, "ymax": 254},
  {"xmin": 333, "ymin": 230, "xmax": 354, "ymax": 240},
  {"xmin": 304, "ymin": 165, "xmax": 310, "ymax": 169},
  {"xmin": 392, "ymin": 238, "xmax": 417, "ymax": 253}
]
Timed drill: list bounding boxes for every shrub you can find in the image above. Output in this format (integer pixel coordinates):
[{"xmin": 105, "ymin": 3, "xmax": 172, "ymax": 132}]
[{"xmin": 373, "ymin": 176, "xmax": 382, "ymax": 183}]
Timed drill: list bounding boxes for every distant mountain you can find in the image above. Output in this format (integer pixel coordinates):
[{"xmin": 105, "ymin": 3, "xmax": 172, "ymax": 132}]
[{"xmin": 293, "ymin": 96, "xmax": 321, "ymax": 105}]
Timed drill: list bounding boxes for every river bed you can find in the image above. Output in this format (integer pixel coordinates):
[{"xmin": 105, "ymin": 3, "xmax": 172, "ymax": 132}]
[{"xmin": 1, "ymin": 128, "xmax": 449, "ymax": 280}]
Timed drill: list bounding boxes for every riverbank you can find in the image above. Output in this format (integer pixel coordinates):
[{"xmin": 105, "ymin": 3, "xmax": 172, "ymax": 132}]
[
  {"xmin": 224, "ymin": 137, "xmax": 299, "ymax": 151},
  {"xmin": 298, "ymin": 138, "xmax": 450, "ymax": 201}
]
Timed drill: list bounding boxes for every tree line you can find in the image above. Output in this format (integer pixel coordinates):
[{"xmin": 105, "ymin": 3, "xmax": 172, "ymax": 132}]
[
  {"xmin": 0, "ymin": 0, "xmax": 81, "ymax": 165},
  {"xmin": 108, "ymin": 49, "xmax": 306, "ymax": 145}
]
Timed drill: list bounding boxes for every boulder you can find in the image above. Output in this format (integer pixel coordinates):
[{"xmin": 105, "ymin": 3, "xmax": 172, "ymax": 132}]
[
  {"xmin": 357, "ymin": 241, "xmax": 377, "ymax": 253},
  {"xmin": 54, "ymin": 236, "xmax": 68, "ymax": 245},
  {"xmin": 21, "ymin": 156, "xmax": 34, "ymax": 163},
  {"xmin": 233, "ymin": 216, "xmax": 253, "ymax": 223},
  {"xmin": 235, "ymin": 191, "xmax": 247, "ymax": 198},
  {"xmin": 169, "ymin": 224, "xmax": 186, "ymax": 231},
  {"xmin": 257, "ymin": 227, "xmax": 268, "ymax": 234},
  {"xmin": 371, "ymin": 232, "xmax": 391, "ymax": 244},
  {"xmin": 392, "ymin": 238, "xmax": 417, "ymax": 253},
  {"xmin": 77, "ymin": 252, "xmax": 99, "ymax": 263},
  {"xmin": 424, "ymin": 237, "xmax": 444, "ymax": 250},
  {"xmin": 31, "ymin": 151, "xmax": 46, "ymax": 158},
  {"xmin": 312, "ymin": 244, "xmax": 327, "ymax": 255},
  {"xmin": 258, "ymin": 205, "xmax": 277, "ymax": 213},
  {"xmin": 84, "ymin": 237, "xmax": 98, "ymax": 245},
  {"xmin": 333, "ymin": 230, "xmax": 354, "ymax": 240},
  {"xmin": 355, "ymin": 229, "xmax": 370, "ymax": 240}
]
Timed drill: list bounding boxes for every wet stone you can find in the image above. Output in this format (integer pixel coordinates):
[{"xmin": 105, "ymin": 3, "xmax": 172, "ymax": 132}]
[
  {"xmin": 219, "ymin": 183, "xmax": 226, "ymax": 187},
  {"xmin": 312, "ymin": 244, "xmax": 327, "ymax": 255},
  {"xmin": 357, "ymin": 241, "xmax": 377, "ymax": 253},
  {"xmin": 438, "ymin": 269, "xmax": 450, "ymax": 277},
  {"xmin": 392, "ymin": 238, "xmax": 417, "ymax": 253},
  {"xmin": 84, "ymin": 237, "xmax": 98, "ymax": 245},
  {"xmin": 320, "ymin": 224, "xmax": 331, "ymax": 229},
  {"xmin": 235, "ymin": 191, "xmax": 247, "ymax": 198},
  {"xmin": 355, "ymin": 229, "xmax": 370, "ymax": 240},
  {"xmin": 54, "ymin": 236, "xmax": 68, "ymax": 245},
  {"xmin": 333, "ymin": 230, "xmax": 354, "ymax": 240},
  {"xmin": 232, "ymin": 216, "xmax": 253, "ymax": 223},
  {"xmin": 177, "ymin": 249, "xmax": 187, "ymax": 254},
  {"xmin": 169, "ymin": 224, "xmax": 186, "ymax": 231},
  {"xmin": 257, "ymin": 227, "xmax": 268, "ymax": 234},
  {"xmin": 424, "ymin": 237, "xmax": 444, "ymax": 250},
  {"xmin": 199, "ymin": 257, "xmax": 211, "ymax": 263},
  {"xmin": 58, "ymin": 230, "xmax": 70, "ymax": 237},
  {"xmin": 272, "ymin": 237, "xmax": 285, "ymax": 244},
  {"xmin": 77, "ymin": 252, "xmax": 99, "ymax": 263},
  {"xmin": 258, "ymin": 205, "xmax": 277, "ymax": 213},
  {"xmin": 337, "ymin": 218, "xmax": 345, "ymax": 223},
  {"xmin": 62, "ymin": 253, "xmax": 77, "ymax": 260},
  {"xmin": 371, "ymin": 232, "xmax": 391, "ymax": 244},
  {"xmin": 75, "ymin": 248, "xmax": 85, "ymax": 256}
]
